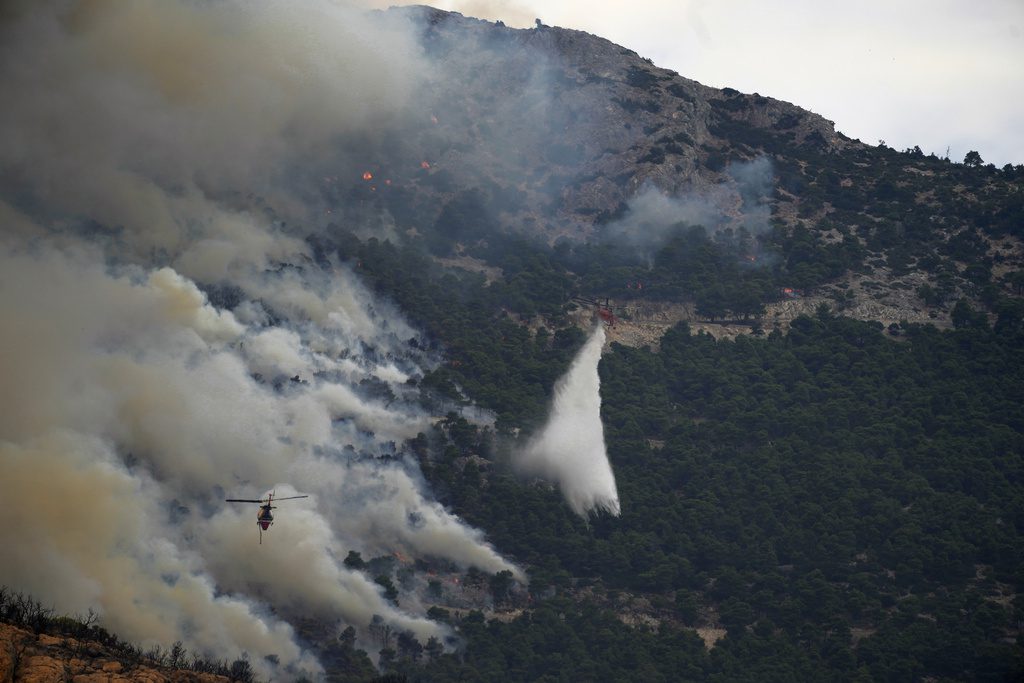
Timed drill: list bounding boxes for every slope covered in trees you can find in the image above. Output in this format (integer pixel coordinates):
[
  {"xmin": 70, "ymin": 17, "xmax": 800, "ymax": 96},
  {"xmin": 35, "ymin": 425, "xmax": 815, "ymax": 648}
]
[
  {"xmin": 313, "ymin": 214, "xmax": 1024, "ymax": 680},
  {"xmin": 300, "ymin": 15, "xmax": 1024, "ymax": 677}
]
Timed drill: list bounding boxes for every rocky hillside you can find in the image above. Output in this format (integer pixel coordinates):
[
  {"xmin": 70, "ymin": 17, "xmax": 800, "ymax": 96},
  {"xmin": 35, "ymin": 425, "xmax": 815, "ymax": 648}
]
[
  {"xmin": 0, "ymin": 623, "xmax": 231, "ymax": 683},
  {"xmin": 349, "ymin": 6, "xmax": 846, "ymax": 235},
  {"xmin": 329, "ymin": 7, "xmax": 1023, "ymax": 335}
]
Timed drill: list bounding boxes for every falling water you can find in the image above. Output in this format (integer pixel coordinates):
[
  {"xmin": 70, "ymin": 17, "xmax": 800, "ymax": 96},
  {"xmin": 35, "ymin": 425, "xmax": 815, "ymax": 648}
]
[{"xmin": 518, "ymin": 324, "xmax": 620, "ymax": 517}]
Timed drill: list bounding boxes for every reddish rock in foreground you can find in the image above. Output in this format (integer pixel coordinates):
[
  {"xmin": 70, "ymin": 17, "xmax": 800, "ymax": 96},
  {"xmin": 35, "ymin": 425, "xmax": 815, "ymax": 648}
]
[{"xmin": 0, "ymin": 624, "xmax": 229, "ymax": 683}]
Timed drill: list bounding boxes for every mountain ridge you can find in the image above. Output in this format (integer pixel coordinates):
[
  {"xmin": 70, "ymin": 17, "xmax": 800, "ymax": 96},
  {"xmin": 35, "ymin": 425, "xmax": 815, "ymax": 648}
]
[{"xmin": 342, "ymin": 6, "xmax": 1022, "ymax": 338}]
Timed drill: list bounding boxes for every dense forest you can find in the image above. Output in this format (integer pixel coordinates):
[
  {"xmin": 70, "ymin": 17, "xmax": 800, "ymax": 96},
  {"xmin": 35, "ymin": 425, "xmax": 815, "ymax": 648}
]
[
  {"xmin": 305, "ymin": 153, "xmax": 1024, "ymax": 679},
  {"xmin": 407, "ymin": 315, "xmax": 1023, "ymax": 681}
]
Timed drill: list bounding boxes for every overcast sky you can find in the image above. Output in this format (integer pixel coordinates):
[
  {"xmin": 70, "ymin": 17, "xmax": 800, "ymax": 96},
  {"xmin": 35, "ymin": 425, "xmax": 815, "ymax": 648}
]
[{"xmin": 407, "ymin": 0, "xmax": 1024, "ymax": 168}]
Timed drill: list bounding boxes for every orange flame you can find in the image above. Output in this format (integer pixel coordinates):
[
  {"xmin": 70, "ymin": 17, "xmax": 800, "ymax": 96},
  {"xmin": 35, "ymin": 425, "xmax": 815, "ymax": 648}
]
[
  {"xmin": 420, "ymin": 161, "xmax": 431, "ymax": 169},
  {"xmin": 362, "ymin": 171, "xmax": 373, "ymax": 181},
  {"xmin": 430, "ymin": 115, "xmax": 438, "ymax": 125}
]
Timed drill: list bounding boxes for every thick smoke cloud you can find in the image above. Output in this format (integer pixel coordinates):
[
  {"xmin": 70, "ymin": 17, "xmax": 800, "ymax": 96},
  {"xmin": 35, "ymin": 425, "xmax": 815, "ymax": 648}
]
[
  {"xmin": 516, "ymin": 325, "xmax": 620, "ymax": 517},
  {"xmin": 0, "ymin": 0, "xmax": 522, "ymax": 676},
  {"xmin": 1, "ymin": 433, "xmax": 317, "ymax": 672},
  {"xmin": 602, "ymin": 156, "xmax": 775, "ymax": 254},
  {"xmin": 0, "ymin": 241, "xmax": 523, "ymax": 673},
  {"xmin": 0, "ymin": 0, "xmax": 425, "ymax": 253}
]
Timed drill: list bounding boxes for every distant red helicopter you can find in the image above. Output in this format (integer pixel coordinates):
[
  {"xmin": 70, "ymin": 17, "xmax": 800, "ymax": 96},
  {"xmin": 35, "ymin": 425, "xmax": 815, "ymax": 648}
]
[
  {"xmin": 225, "ymin": 491, "xmax": 309, "ymax": 544},
  {"xmin": 572, "ymin": 296, "xmax": 616, "ymax": 327}
]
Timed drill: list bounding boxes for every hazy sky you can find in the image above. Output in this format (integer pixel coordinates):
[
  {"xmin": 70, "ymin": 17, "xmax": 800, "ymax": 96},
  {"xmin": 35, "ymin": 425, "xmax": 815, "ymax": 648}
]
[{"xmin": 409, "ymin": 0, "xmax": 1024, "ymax": 167}]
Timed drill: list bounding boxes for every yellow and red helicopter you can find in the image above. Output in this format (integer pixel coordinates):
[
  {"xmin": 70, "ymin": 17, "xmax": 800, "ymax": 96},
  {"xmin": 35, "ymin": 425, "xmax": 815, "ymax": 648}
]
[{"xmin": 225, "ymin": 491, "xmax": 309, "ymax": 544}]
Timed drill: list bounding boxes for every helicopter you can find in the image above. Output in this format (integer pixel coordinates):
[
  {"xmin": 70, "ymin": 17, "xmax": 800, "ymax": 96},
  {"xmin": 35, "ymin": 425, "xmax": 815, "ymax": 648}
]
[
  {"xmin": 572, "ymin": 295, "xmax": 616, "ymax": 327},
  {"xmin": 225, "ymin": 491, "xmax": 309, "ymax": 544}
]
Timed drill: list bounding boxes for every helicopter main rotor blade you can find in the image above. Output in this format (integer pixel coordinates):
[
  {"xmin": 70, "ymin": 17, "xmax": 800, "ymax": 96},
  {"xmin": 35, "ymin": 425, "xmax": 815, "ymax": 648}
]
[
  {"xmin": 272, "ymin": 495, "xmax": 309, "ymax": 501},
  {"xmin": 225, "ymin": 498, "xmax": 266, "ymax": 503}
]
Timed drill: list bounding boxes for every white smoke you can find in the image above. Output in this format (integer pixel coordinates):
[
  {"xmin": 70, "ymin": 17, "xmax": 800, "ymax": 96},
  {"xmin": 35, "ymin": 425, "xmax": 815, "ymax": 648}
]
[
  {"xmin": 516, "ymin": 325, "xmax": 620, "ymax": 517},
  {"xmin": 602, "ymin": 156, "xmax": 775, "ymax": 253},
  {"xmin": 0, "ymin": 1, "xmax": 523, "ymax": 676},
  {"xmin": 0, "ymin": 241, "xmax": 524, "ymax": 672}
]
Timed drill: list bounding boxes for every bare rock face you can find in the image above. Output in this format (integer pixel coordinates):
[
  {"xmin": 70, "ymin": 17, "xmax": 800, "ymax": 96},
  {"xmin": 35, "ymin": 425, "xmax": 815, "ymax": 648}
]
[
  {"xmin": 355, "ymin": 7, "xmax": 856, "ymax": 242},
  {"xmin": 0, "ymin": 624, "xmax": 229, "ymax": 683}
]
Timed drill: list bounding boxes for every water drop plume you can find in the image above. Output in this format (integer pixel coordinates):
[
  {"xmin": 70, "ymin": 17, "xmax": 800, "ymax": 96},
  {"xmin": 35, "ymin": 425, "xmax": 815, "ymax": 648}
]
[{"xmin": 518, "ymin": 324, "xmax": 620, "ymax": 517}]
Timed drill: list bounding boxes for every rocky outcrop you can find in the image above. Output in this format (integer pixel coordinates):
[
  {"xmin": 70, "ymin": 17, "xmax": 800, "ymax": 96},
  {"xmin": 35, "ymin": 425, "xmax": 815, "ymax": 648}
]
[{"xmin": 0, "ymin": 624, "xmax": 229, "ymax": 683}]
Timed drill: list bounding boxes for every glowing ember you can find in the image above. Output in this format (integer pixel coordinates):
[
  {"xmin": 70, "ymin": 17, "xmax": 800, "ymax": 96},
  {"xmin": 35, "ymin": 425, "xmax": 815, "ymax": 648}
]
[
  {"xmin": 362, "ymin": 171, "xmax": 373, "ymax": 181},
  {"xmin": 420, "ymin": 161, "xmax": 430, "ymax": 169}
]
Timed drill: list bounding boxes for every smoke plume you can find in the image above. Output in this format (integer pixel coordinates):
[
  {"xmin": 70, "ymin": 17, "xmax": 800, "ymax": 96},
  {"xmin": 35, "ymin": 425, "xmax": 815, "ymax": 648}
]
[
  {"xmin": 0, "ymin": 1, "xmax": 524, "ymax": 677},
  {"xmin": 602, "ymin": 156, "xmax": 775, "ymax": 254},
  {"xmin": 517, "ymin": 325, "xmax": 620, "ymax": 517}
]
